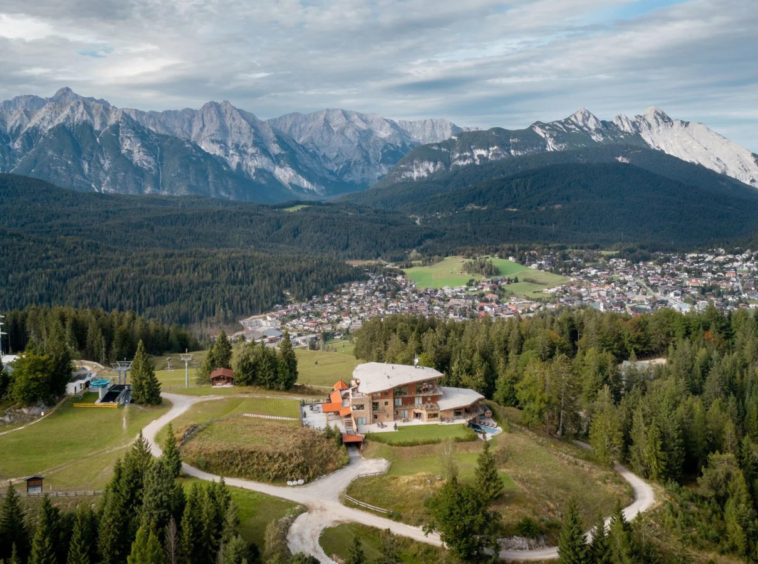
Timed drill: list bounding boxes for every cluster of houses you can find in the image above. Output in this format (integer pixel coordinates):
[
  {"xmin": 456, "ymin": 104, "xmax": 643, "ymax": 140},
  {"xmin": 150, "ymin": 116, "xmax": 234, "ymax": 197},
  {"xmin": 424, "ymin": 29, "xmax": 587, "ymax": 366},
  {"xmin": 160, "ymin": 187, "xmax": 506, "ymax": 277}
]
[{"xmin": 550, "ymin": 248, "xmax": 758, "ymax": 314}]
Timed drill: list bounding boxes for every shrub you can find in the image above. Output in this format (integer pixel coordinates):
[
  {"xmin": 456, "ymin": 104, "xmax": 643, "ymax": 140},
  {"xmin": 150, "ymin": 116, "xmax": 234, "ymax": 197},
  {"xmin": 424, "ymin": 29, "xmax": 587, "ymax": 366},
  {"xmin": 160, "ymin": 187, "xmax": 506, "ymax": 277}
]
[{"xmin": 516, "ymin": 516, "xmax": 542, "ymax": 539}]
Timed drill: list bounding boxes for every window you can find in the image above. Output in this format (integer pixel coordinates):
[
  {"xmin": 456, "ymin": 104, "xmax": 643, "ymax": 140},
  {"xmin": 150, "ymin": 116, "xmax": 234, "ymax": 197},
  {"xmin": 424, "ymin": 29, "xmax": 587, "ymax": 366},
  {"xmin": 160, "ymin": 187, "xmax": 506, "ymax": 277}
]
[
  {"xmin": 400, "ymin": 410, "xmax": 409, "ymax": 419},
  {"xmin": 384, "ymin": 401, "xmax": 389, "ymax": 406},
  {"xmin": 353, "ymin": 404, "xmax": 365, "ymax": 411},
  {"xmin": 357, "ymin": 417, "xmax": 367, "ymax": 426},
  {"xmin": 415, "ymin": 396, "xmax": 422, "ymax": 406},
  {"xmin": 394, "ymin": 398, "xmax": 403, "ymax": 407},
  {"xmin": 372, "ymin": 402, "xmax": 379, "ymax": 411},
  {"xmin": 395, "ymin": 386, "xmax": 408, "ymax": 397}
]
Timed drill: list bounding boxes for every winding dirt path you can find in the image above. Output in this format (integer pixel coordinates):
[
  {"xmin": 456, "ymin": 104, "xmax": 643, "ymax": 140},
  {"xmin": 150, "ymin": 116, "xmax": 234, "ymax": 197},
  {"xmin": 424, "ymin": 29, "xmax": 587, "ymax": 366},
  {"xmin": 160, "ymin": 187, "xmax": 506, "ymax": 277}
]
[{"xmin": 142, "ymin": 393, "xmax": 656, "ymax": 563}]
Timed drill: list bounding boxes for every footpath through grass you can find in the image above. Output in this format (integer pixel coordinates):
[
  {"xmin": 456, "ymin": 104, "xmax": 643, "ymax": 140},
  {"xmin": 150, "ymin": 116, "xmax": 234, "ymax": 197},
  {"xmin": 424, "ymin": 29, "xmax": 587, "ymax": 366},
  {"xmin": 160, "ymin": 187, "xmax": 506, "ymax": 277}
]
[
  {"xmin": 0, "ymin": 397, "xmax": 170, "ymax": 490},
  {"xmin": 320, "ymin": 523, "xmax": 444, "ymax": 564}
]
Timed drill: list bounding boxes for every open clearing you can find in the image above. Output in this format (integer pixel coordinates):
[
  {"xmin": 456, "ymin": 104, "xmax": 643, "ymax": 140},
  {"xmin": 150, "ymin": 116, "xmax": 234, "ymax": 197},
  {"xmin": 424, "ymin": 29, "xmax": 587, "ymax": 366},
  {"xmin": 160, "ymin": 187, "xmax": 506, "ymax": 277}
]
[
  {"xmin": 0, "ymin": 397, "xmax": 170, "ymax": 490},
  {"xmin": 156, "ymin": 395, "xmax": 300, "ymax": 444},
  {"xmin": 153, "ymin": 347, "xmax": 356, "ymax": 392},
  {"xmin": 320, "ymin": 523, "xmax": 443, "ymax": 564},
  {"xmin": 347, "ymin": 422, "xmax": 631, "ymax": 541},
  {"xmin": 295, "ymin": 348, "xmax": 360, "ymax": 388},
  {"xmin": 403, "ymin": 256, "xmax": 568, "ymax": 297}
]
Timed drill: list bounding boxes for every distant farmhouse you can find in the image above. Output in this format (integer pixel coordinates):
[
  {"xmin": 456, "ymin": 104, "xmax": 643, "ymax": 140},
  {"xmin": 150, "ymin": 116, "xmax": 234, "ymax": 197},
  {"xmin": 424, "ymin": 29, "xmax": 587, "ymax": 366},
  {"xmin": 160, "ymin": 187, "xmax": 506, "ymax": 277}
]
[{"xmin": 322, "ymin": 362, "xmax": 486, "ymax": 434}]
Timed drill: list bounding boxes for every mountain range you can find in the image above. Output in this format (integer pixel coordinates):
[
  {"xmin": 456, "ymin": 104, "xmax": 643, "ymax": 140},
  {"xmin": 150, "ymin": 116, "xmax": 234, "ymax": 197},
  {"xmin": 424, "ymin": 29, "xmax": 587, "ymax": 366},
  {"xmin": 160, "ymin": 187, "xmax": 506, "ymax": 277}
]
[
  {"xmin": 0, "ymin": 88, "xmax": 468, "ymax": 201},
  {"xmin": 0, "ymin": 88, "xmax": 756, "ymax": 203},
  {"xmin": 378, "ymin": 107, "xmax": 758, "ymax": 189}
]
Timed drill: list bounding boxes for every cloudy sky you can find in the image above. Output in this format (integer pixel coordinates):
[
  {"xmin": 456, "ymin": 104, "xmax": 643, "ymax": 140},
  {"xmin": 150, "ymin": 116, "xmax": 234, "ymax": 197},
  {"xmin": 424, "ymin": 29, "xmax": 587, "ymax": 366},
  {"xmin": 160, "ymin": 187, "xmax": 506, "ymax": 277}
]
[{"xmin": 0, "ymin": 0, "xmax": 756, "ymax": 150}]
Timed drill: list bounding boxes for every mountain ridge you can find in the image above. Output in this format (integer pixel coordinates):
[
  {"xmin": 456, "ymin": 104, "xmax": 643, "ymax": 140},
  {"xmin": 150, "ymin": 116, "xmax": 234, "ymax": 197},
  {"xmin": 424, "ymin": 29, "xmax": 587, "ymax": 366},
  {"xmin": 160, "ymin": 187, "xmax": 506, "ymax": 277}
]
[
  {"xmin": 0, "ymin": 88, "xmax": 468, "ymax": 200},
  {"xmin": 381, "ymin": 107, "xmax": 758, "ymax": 189}
]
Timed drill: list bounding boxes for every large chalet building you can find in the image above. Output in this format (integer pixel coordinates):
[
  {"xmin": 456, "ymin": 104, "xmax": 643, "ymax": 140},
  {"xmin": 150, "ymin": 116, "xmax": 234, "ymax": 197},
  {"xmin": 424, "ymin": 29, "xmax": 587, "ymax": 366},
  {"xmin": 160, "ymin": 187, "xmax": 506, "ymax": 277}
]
[{"xmin": 323, "ymin": 362, "xmax": 485, "ymax": 434}]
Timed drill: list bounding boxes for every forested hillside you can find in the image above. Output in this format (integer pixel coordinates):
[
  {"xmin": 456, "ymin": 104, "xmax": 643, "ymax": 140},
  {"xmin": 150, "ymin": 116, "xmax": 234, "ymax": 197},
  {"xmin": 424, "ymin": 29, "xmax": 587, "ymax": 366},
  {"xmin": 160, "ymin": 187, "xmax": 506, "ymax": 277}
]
[
  {"xmin": 346, "ymin": 145, "xmax": 758, "ymax": 209},
  {"xmin": 355, "ymin": 307, "xmax": 758, "ymax": 561},
  {"xmin": 0, "ymin": 175, "xmax": 426, "ymax": 324},
  {"xmin": 415, "ymin": 163, "xmax": 758, "ymax": 246}
]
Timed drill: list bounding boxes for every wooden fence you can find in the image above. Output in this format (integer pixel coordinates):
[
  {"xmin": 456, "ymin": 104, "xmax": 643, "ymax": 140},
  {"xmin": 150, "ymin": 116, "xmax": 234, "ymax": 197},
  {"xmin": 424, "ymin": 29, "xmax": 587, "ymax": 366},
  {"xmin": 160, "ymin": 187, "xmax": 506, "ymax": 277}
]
[
  {"xmin": 1, "ymin": 490, "xmax": 104, "ymax": 498},
  {"xmin": 344, "ymin": 494, "xmax": 389, "ymax": 514}
]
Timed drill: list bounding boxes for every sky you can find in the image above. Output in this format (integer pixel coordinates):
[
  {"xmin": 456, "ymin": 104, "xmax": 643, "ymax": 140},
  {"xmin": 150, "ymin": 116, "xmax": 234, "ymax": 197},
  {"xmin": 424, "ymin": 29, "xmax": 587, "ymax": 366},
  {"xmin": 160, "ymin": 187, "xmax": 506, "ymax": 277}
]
[{"xmin": 0, "ymin": 0, "xmax": 756, "ymax": 151}]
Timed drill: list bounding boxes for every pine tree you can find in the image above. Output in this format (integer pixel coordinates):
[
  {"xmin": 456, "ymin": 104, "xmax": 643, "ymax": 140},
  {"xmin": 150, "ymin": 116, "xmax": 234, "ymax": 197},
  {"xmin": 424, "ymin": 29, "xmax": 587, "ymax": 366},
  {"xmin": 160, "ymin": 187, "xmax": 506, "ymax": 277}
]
[
  {"xmin": 475, "ymin": 440, "xmax": 503, "ymax": 502},
  {"xmin": 589, "ymin": 513, "xmax": 611, "ymax": 564},
  {"xmin": 140, "ymin": 459, "xmax": 174, "ymax": 535},
  {"xmin": 67, "ymin": 506, "xmax": 93, "ymax": 564},
  {"xmin": 644, "ymin": 420, "xmax": 668, "ymax": 481},
  {"xmin": 0, "ymin": 483, "xmax": 29, "ymax": 562},
  {"xmin": 215, "ymin": 331, "xmax": 233, "ymax": 370},
  {"xmin": 345, "ymin": 536, "xmax": 366, "ymax": 564},
  {"xmin": 558, "ymin": 498, "xmax": 588, "ymax": 564},
  {"xmin": 28, "ymin": 497, "xmax": 57, "ymax": 564},
  {"xmin": 162, "ymin": 423, "xmax": 182, "ymax": 478},
  {"xmin": 131, "ymin": 340, "xmax": 162, "ymax": 405},
  {"xmin": 277, "ymin": 331, "xmax": 298, "ymax": 390},
  {"xmin": 9, "ymin": 543, "xmax": 22, "ymax": 564},
  {"xmin": 127, "ymin": 526, "xmax": 165, "ymax": 564},
  {"xmin": 180, "ymin": 485, "xmax": 203, "ymax": 564},
  {"xmin": 608, "ymin": 500, "xmax": 638, "ymax": 563}
]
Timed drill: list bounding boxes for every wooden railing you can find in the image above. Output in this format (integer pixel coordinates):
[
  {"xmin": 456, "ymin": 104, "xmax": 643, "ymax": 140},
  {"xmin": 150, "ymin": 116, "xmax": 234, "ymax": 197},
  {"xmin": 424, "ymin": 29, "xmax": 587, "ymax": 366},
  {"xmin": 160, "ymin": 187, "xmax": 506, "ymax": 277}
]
[
  {"xmin": 0, "ymin": 490, "xmax": 104, "ymax": 498},
  {"xmin": 344, "ymin": 494, "xmax": 389, "ymax": 514}
]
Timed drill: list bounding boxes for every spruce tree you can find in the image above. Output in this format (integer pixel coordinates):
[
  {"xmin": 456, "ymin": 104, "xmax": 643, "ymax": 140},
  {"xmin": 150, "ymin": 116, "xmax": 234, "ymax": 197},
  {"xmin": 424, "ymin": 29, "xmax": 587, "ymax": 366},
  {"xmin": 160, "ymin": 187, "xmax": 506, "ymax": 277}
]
[
  {"xmin": 28, "ymin": 498, "xmax": 57, "ymax": 564},
  {"xmin": 9, "ymin": 543, "xmax": 22, "ymax": 564},
  {"xmin": 277, "ymin": 331, "xmax": 298, "ymax": 390},
  {"xmin": 644, "ymin": 420, "xmax": 668, "ymax": 481},
  {"xmin": 557, "ymin": 498, "xmax": 588, "ymax": 564},
  {"xmin": 140, "ymin": 459, "xmax": 174, "ymax": 535},
  {"xmin": 162, "ymin": 423, "xmax": 182, "ymax": 478},
  {"xmin": 0, "ymin": 483, "xmax": 29, "ymax": 562},
  {"xmin": 215, "ymin": 331, "xmax": 233, "ymax": 370},
  {"xmin": 180, "ymin": 485, "xmax": 203, "ymax": 564},
  {"xmin": 345, "ymin": 536, "xmax": 366, "ymax": 564},
  {"xmin": 127, "ymin": 526, "xmax": 164, "ymax": 564},
  {"xmin": 589, "ymin": 513, "xmax": 611, "ymax": 564},
  {"xmin": 130, "ymin": 340, "xmax": 162, "ymax": 405},
  {"xmin": 67, "ymin": 505, "xmax": 93, "ymax": 564},
  {"xmin": 475, "ymin": 440, "xmax": 503, "ymax": 502}
]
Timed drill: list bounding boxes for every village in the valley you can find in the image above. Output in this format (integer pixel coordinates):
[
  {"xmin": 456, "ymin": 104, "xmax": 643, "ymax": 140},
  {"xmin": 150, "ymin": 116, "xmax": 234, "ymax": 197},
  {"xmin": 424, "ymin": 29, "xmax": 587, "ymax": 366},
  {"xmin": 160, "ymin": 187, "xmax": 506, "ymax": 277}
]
[{"xmin": 233, "ymin": 248, "xmax": 758, "ymax": 346}]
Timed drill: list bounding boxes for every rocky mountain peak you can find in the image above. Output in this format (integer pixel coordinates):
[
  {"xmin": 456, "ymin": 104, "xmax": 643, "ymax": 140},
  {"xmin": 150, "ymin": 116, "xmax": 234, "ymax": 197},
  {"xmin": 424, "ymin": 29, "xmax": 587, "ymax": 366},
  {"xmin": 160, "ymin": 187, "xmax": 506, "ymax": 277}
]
[{"xmin": 569, "ymin": 107, "xmax": 602, "ymax": 130}]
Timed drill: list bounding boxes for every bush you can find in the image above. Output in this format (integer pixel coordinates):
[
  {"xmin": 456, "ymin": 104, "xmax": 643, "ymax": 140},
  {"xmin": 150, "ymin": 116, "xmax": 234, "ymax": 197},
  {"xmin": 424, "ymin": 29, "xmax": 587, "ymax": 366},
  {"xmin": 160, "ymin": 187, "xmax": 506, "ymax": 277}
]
[{"xmin": 516, "ymin": 517, "xmax": 542, "ymax": 539}]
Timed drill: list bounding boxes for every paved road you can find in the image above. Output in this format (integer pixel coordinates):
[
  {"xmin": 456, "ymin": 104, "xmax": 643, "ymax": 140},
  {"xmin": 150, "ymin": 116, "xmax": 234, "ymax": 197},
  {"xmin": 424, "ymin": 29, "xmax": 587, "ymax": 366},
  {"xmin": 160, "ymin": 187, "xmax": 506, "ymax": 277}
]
[{"xmin": 142, "ymin": 393, "xmax": 656, "ymax": 563}]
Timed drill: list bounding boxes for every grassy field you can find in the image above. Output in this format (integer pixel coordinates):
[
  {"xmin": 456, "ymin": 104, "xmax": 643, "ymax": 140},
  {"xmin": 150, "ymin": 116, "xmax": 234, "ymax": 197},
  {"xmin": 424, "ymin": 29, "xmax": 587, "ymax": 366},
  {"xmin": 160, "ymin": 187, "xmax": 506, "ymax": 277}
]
[
  {"xmin": 152, "ymin": 346, "xmax": 356, "ymax": 392},
  {"xmin": 403, "ymin": 256, "xmax": 568, "ymax": 297},
  {"xmin": 295, "ymin": 348, "xmax": 359, "ymax": 388},
  {"xmin": 282, "ymin": 204, "xmax": 310, "ymax": 212},
  {"xmin": 156, "ymin": 396, "xmax": 300, "ymax": 445},
  {"xmin": 402, "ymin": 256, "xmax": 476, "ymax": 289},
  {"xmin": 366, "ymin": 424, "xmax": 476, "ymax": 445},
  {"xmin": 347, "ymin": 424, "xmax": 631, "ymax": 541},
  {"xmin": 0, "ymin": 398, "xmax": 170, "ymax": 490},
  {"xmin": 320, "ymin": 523, "xmax": 444, "ymax": 564}
]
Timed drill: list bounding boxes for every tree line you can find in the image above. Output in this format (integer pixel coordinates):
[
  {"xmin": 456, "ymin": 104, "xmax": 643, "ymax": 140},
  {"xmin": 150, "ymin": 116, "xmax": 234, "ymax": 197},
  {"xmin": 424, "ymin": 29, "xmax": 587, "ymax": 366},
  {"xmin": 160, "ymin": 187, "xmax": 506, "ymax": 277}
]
[
  {"xmin": 2, "ymin": 306, "xmax": 200, "ymax": 363},
  {"xmin": 0, "ymin": 429, "xmax": 317, "ymax": 564},
  {"xmin": 354, "ymin": 306, "xmax": 758, "ymax": 561}
]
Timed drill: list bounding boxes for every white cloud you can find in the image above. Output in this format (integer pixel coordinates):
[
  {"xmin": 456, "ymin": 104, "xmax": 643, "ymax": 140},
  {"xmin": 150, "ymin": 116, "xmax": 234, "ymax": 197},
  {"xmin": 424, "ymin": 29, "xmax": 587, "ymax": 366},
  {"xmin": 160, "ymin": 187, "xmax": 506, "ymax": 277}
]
[{"xmin": 0, "ymin": 0, "xmax": 755, "ymax": 150}]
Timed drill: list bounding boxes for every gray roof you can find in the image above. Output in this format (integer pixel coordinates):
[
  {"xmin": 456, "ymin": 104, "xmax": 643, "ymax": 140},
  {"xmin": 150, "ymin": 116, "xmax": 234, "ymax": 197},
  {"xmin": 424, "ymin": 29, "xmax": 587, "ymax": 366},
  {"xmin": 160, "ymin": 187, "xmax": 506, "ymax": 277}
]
[
  {"xmin": 354, "ymin": 362, "xmax": 443, "ymax": 395},
  {"xmin": 437, "ymin": 386, "xmax": 485, "ymax": 411}
]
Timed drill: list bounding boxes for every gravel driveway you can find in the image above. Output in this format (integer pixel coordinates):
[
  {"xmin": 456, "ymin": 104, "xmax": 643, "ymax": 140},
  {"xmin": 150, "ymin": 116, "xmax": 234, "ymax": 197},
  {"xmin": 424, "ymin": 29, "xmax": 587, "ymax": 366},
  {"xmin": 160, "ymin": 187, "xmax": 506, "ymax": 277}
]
[{"xmin": 142, "ymin": 393, "xmax": 656, "ymax": 563}]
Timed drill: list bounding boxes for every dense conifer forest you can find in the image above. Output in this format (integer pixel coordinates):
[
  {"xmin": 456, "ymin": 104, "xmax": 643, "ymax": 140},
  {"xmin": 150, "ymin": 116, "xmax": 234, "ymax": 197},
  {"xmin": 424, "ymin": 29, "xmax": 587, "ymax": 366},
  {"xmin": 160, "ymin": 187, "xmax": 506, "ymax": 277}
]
[{"xmin": 354, "ymin": 307, "xmax": 758, "ymax": 561}]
